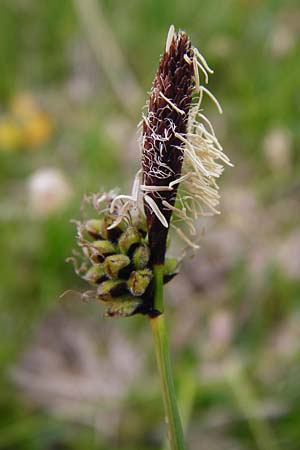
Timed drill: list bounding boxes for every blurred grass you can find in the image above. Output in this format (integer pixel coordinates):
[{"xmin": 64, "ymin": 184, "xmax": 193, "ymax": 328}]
[{"xmin": 0, "ymin": 0, "xmax": 300, "ymax": 449}]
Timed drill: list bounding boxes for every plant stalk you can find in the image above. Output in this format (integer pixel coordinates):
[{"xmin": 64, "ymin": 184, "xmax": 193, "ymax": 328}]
[{"xmin": 149, "ymin": 264, "xmax": 186, "ymax": 450}]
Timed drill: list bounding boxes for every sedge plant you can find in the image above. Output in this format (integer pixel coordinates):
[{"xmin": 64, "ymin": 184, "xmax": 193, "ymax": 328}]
[{"xmin": 69, "ymin": 25, "xmax": 232, "ymax": 450}]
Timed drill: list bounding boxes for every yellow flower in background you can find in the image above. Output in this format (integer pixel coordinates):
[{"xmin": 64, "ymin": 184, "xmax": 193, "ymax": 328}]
[
  {"xmin": 0, "ymin": 119, "xmax": 23, "ymax": 151},
  {"xmin": 22, "ymin": 112, "xmax": 53, "ymax": 149},
  {"xmin": 0, "ymin": 93, "xmax": 53, "ymax": 151}
]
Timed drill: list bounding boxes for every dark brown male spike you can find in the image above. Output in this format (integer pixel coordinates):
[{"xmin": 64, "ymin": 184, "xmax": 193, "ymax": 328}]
[{"xmin": 142, "ymin": 27, "xmax": 195, "ymax": 265}]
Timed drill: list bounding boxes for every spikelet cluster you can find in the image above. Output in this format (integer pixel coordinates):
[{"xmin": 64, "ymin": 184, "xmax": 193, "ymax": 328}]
[{"xmin": 69, "ymin": 193, "xmax": 178, "ymax": 317}]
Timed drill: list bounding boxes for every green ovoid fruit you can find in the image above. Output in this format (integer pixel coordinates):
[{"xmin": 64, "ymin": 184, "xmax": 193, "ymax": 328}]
[
  {"xmin": 85, "ymin": 219, "xmax": 103, "ymax": 239},
  {"xmin": 127, "ymin": 269, "xmax": 152, "ymax": 296},
  {"xmin": 97, "ymin": 279, "xmax": 127, "ymax": 300},
  {"xmin": 118, "ymin": 227, "xmax": 141, "ymax": 254},
  {"xmin": 104, "ymin": 254, "xmax": 131, "ymax": 279},
  {"xmin": 104, "ymin": 296, "xmax": 143, "ymax": 318},
  {"xmin": 83, "ymin": 265, "xmax": 106, "ymax": 285},
  {"xmin": 133, "ymin": 245, "xmax": 150, "ymax": 269},
  {"xmin": 164, "ymin": 257, "xmax": 180, "ymax": 283},
  {"xmin": 91, "ymin": 240, "xmax": 117, "ymax": 262}
]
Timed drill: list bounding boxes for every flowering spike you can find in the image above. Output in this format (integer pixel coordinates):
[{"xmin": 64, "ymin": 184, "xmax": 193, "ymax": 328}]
[
  {"xmin": 142, "ymin": 29, "xmax": 194, "ymax": 264},
  {"xmin": 139, "ymin": 27, "xmax": 232, "ymax": 263}
]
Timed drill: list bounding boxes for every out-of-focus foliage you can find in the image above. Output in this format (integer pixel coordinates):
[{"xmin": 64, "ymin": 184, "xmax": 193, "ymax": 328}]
[{"xmin": 0, "ymin": 0, "xmax": 299, "ymax": 449}]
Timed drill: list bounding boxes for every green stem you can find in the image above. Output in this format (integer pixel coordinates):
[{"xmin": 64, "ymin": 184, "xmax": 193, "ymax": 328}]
[
  {"xmin": 150, "ymin": 265, "xmax": 186, "ymax": 450},
  {"xmin": 162, "ymin": 367, "xmax": 197, "ymax": 450}
]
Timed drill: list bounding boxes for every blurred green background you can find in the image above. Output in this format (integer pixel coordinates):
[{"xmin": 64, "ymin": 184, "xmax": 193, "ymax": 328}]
[{"xmin": 0, "ymin": 0, "xmax": 300, "ymax": 449}]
